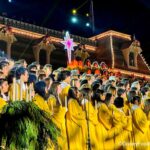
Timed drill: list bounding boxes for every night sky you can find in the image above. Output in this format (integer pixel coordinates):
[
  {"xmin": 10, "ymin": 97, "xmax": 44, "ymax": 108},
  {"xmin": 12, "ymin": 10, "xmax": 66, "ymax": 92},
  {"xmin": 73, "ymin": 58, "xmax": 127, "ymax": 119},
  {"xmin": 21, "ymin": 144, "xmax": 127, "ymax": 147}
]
[{"xmin": 0, "ymin": 0, "xmax": 150, "ymax": 64}]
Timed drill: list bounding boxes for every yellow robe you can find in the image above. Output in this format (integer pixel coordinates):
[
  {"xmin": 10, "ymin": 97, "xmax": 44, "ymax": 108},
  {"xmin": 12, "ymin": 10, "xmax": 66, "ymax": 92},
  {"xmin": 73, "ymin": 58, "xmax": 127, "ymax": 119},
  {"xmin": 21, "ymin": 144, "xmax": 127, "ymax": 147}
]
[
  {"xmin": 9, "ymin": 83, "xmax": 27, "ymax": 101},
  {"xmin": 0, "ymin": 97, "xmax": 7, "ymax": 113},
  {"xmin": 32, "ymin": 94, "xmax": 55, "ymax": 150},
  {"xmin": 147, "ymin": 112, "xmax": 150, "ymax": 142},
  {"xmin": 98, "ymin": 103, "xmax": 125, "ymax": 150},
  {"xmin": 47, "ymin": 95, "xmax": 57, "ymax": 115},
  {"xmin": 32, "ymin": 94, "xmax": 50, "ymax": 113},
  {"xmin": 84, "ymin": 101, "xmax": 105, "ymax": 150},
  {"xmin": 59, "ymin": 85, "xmax": 70, "ymax": 106},
  {"xmin": 112, "ymin": 106, "xmax": 133, "ymax": 150},
  {"xmin": 52, "ymin": 106, "xmax": 67, "ymax": 150},
  {"xmin": 47, "ymin": 95, "xmax": 68, "ymax": 150},
  {"xmin": 132, "ymin": 106, "xmax": 150, "ymax": 150},
  {"xmin": 66, "ymin": 98, "xmax": 87, "ymax": 150},
  {"xmin": 123, "ymin": 97, "xmax": 131, "ymax": 116}
]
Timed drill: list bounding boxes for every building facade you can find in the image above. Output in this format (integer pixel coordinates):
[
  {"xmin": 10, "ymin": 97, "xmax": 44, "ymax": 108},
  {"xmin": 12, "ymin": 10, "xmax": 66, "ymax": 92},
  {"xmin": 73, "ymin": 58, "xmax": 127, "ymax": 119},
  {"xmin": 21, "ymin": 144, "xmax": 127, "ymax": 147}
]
[{"xmin": 0, "ymin": 16, "xmax": 150, "ymax": 79}]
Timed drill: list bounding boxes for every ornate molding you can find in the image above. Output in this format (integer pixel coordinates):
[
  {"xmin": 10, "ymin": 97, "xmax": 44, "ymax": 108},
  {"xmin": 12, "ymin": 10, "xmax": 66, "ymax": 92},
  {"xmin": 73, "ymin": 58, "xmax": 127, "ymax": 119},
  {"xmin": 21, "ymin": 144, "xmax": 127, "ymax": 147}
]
[{"xmin": 0, "ymin": 16, "xmax": 96, "ymax": 47}]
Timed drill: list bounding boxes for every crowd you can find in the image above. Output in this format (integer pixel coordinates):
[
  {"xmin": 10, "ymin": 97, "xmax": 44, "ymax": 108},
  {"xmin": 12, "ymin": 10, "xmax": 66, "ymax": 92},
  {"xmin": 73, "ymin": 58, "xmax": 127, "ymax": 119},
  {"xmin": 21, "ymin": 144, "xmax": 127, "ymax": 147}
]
[{"xmin": 0, "ymin": 55, "xmax": 149, "ymax": 150}]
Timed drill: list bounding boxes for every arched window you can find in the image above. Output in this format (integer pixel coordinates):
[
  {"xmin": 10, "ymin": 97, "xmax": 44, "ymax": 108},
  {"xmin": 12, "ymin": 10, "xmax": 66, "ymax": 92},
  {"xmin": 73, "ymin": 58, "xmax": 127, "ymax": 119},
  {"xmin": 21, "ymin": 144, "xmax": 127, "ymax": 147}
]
[{"xmin": 129, "ymin": 52, "xmax": 135, "ymax": 66}]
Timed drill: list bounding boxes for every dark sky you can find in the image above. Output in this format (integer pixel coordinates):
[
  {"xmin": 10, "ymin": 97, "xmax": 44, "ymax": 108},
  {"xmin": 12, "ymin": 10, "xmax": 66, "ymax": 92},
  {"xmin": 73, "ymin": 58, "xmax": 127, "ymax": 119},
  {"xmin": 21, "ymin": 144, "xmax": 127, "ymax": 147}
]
[{"xmin": 0, "ymin": 0, "xmax": 150, "ymax": 63}]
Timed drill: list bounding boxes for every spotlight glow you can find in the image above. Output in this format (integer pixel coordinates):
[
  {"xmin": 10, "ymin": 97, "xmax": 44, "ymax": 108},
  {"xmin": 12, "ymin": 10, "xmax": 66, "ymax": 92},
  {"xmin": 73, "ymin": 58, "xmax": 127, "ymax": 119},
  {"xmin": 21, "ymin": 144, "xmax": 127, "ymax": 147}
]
[
  {"xmin": 86, "ymin": 22, "xmax": 90, "ymax": 27},
  {"xmin": 86, "ymin": 13, "xmax": 89, "ymax": 17},
  {"xmin": 72, "ymin": 9, "xmax": 77, "ymax": 15},
  {"xmin": 71, "ymin": 17, "xmax": 78, "ymax": 23},
  {"xmin": 8, "ymin": 0, "xmax": 12, "ymax": 3}
]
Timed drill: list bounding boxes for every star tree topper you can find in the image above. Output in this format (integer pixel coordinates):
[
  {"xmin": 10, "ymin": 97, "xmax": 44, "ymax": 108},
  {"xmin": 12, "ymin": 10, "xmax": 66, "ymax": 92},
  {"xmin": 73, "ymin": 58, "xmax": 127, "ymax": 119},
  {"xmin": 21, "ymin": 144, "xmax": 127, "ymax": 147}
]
[{"xmin": 61, "ymin": 32, "xmax": 76, "ymax": 64}]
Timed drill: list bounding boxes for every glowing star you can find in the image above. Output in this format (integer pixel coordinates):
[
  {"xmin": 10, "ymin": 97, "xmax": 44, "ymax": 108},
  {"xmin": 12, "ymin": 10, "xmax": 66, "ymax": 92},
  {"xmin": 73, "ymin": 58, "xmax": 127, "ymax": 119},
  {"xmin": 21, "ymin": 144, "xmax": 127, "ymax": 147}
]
[{"xmin": 61, "ymin": 32, "xmax": 76, "ymax": 64}]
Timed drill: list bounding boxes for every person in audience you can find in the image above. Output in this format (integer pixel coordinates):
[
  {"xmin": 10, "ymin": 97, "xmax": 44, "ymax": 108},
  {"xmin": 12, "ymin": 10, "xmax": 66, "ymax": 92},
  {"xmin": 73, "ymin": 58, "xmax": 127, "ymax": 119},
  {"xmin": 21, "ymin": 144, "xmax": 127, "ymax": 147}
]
[
  {"xmin": 38, "ymin": 69, "xmax": 46, "ymax": 81},
  {"xmin": 32, "ymin": 81, "xmax": 50, "ymax": 113},
  {"xmin": 47, "ymin": 81, "xmax": 68, "ymax": 149},
  {"xmin": 43, "ymin": 64, "xmax": 53, "ymax": 78},
  {"xmin": 59, "ymin": 70, "xmax": 71, "ymax": 105},
  {"xmin": 114, "ymin": 97, "xmax": 133, "ymax": 150},
  {"xmin": 0, "ymin": 56, "xmax": 150, "ymax": 150},
  {"xmin": 66, "ymin": 87, "xmax": 87, "ymax": 150},
  {"xmin": 0, "ymin": 61, "xmax": 9, "ymax": 77},
  {"xmin": 70, "ymin": 78, "xmax": 80, "ymax": 88},
  {"xmin": 131, "ymin": 96, "xmax": 149, "ymax": 150},
  {"xmin": 0, "ymin": 78, "xmax": 9, "ymax": 102},
  {"xmin": 79, "ymin": 83, "xmax": 103, "ymax": 150},
  {"xmin": 47, "ymin": 81, "xmax": 62, "ymax": 113},
  {"xmin": 9, "ymin": 66, "xmax": 29, "ymax": 101},
  {"xmin": 0, "ymin": 78, "xmax": 9, "ymax": 112},
  {"xmin": 15, "ymin": 59, "xmax": 27, "ymax": 68}
]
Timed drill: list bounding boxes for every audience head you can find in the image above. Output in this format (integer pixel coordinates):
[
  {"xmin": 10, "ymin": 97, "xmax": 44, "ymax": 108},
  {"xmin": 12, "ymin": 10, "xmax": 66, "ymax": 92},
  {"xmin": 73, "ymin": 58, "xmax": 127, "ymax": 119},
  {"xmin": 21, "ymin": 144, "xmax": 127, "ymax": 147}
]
[
  {"xmin": 114, "ymin": 97, "xmax": 124, "ymax": 108},
  {"xmin": 0, "ymin": 78, "xmax": 9, "ymax": 94},
  {"xmin": 34, "ymin": 81, "xmax": 46, "ymax": 98},
  {"xmin": 43, "ymin": 64, "xmax": 52, "ymax": 77},
  {"xmin": 0, "ymin": 61, "xmax": 9, "ymax": 77},
  {"xmin": 16, "ymin": 66, "xmax": 28, "ymax": 82},
  {"xmin": 131, "ymin": 96, "xmax": 141, "ymax": 105},
  {"xmin": 105, "ymin": 93, "xmax": 114, "ymax": 106},
  {"xmin": 117, "ymin": 88, "xmax": 126, "ymax": 98}
]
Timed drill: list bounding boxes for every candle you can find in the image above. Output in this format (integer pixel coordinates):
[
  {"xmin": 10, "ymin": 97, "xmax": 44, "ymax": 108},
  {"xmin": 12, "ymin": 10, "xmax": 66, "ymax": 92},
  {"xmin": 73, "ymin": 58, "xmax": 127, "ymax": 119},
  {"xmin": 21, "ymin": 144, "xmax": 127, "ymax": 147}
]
[
  {"xmin": 51, "ymin": 101, "xmax": 54, "ymax": 115},
  {"xmin": 12, "ymin": 77, "xmax": 16, "ymax": 101},
  {"xmin": 29, "ymin": 84, "xmax": 32, "ymax": 102},
  {"xmin": 16, "ymin": 83, "xmax": 18, "ymax": 101},
  {"xmin": 26, "ymin": 86, "xmax": 29, "ymax": 102},
  {"xmin": 20, "ymin": 79, "xmax": 23, "ymax": 101},
  {"xmin": 95, "ymin": 100, "xmax": 97, "ymax": 110},
  {"xmin": 72, "ymin": 80, "xmax": 75, "ymax": 87},
  {"xmin": 58, "ymin": 96, "xmax": 62, "ymax": 106},
  {"xmin": 65, "ymin": 96, "xmax": 67, "ymax": 109}
]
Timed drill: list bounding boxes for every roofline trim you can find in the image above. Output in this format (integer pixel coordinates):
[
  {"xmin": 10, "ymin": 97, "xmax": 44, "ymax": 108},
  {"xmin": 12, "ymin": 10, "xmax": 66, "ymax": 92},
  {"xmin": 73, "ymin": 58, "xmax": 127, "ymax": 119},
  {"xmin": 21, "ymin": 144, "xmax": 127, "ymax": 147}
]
[
  {"xmin": 90, "ymin": 30, "xmax": 131, "ymax": 41},
  {"xmin": 0, "ymin": 24, "xmax": 96, "ymax": 51},
  {"xmin": 111, "ymin": 68, "xmax": 150, "ymax": 79},
  {"xmin": 139, "ymin": 53, "xmax": 150, "ymax": 71}
]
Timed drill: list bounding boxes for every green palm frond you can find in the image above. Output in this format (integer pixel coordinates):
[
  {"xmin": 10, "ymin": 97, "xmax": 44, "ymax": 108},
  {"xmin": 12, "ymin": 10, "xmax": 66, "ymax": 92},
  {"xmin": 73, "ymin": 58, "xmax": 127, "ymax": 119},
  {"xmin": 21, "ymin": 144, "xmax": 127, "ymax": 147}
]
[{"xmin": 0, "ymin": 101, "xmax": 60, "ymax": 150}]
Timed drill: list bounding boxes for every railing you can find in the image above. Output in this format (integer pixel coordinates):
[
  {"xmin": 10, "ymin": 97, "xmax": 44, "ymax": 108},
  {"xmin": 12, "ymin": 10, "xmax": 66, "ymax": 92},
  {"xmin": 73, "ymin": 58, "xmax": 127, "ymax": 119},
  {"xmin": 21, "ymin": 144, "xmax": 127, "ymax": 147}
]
[{"xmin": 0, "ymin": 16, "xmax": 97, "ymax": 47}]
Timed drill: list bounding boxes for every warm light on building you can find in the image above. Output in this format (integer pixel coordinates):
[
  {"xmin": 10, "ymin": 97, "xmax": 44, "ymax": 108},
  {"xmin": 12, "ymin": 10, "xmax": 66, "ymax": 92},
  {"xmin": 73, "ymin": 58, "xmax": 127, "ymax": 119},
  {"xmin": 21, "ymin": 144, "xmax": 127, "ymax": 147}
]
[{"xmin": 90, "ymin": 30, "xmax": 131, "ymax": 41}]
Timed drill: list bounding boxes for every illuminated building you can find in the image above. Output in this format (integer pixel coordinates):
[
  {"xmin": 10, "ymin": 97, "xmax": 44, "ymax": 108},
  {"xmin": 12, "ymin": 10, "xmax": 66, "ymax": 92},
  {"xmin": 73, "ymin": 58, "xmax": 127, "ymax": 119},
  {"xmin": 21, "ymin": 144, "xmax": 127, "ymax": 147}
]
[{"xmin": 0, "ymin": 16, "xmax": 149, "ymax": 78}]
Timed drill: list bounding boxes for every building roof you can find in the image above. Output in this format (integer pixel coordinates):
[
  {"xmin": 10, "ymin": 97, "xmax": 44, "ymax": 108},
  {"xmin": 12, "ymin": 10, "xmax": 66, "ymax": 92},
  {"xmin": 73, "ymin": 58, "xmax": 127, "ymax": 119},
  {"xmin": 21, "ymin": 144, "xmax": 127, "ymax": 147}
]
[
  {"xmin": 93, "ymin": 35, "xmax": 150, "ymax": 75},
  {"xmin": 0, "ymin": 16, "xmax": 149, "ymax": 76},
  {"xmin": 90, "ymin": 30, "xmax": 131, "ymax": 41}
]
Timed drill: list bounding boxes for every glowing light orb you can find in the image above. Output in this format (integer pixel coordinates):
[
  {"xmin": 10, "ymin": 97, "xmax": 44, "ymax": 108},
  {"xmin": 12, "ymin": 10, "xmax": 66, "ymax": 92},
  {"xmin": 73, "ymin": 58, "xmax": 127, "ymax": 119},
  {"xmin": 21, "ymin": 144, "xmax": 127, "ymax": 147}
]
[
  {"xmin": 86, "ymin": 22, "xmax": 90, "ymax": 27},
  {"xmin": 72, "ymin": 9, "xmax": 77, "ymax": 15},
  {"xmin": 71, "ymin": 17, "xmax": 78, "ymax": 23},
  {"xmin": 86, "ymin": 13, "xmax": 89, "ymax": 17}
]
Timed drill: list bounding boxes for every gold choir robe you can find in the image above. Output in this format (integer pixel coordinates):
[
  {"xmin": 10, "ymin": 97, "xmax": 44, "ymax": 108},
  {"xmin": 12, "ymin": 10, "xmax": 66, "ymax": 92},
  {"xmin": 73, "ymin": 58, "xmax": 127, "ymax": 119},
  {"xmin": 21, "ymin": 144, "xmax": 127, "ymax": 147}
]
[
  {"xmin": 0, "ymin": 97, "xmax": 7, "ymax": 113},
  {"xmin": 32, "ymin": 94, "xmax": 50, "ymax": 113},
  {"xmin": 147, "ymin": 112, "xmax": 150, "ymax": 142},
  {"xmin": 59, "ymin": 84, "xmax": 70, "ymax": 105},
  {"xmin": 112, "ymin": 105, "xmax": 133, "ymax": 150},
  {"xmin": 98, "ymin": 103, "xmax": 124, "ymax": 150},
  {"xmin": 47, "ymin": 95, "xmax": 57, "ymax": 115},
  {"xmin": 83, "ymin": 101, "xmax": 105, "ymax": 150},
  {"xmin": 47, "ymin": 95, "xmax": 68, "ymax": 150},
  {"xmin": 131, "ymin": 105, "xmax": 150, "ymax": 150},
  {"xmin": 9, "ymin": 82, "xmax": 27, "ymax": 101},
  {"xmin": 66, "ymin": 98, "xmax": 87, "ymax": 150},
  {"xmin": 33, "ymin": 94, "xmax": 55, "ymax": 150}
]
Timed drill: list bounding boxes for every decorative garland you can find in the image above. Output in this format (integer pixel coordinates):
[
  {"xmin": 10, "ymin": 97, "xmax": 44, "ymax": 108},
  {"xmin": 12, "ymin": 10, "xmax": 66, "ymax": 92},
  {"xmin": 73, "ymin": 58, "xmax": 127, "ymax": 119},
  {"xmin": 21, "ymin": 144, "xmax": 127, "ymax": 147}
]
[{"xmin": 0, "ymin": 101, "xmax": 60, "ymax": 150}]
